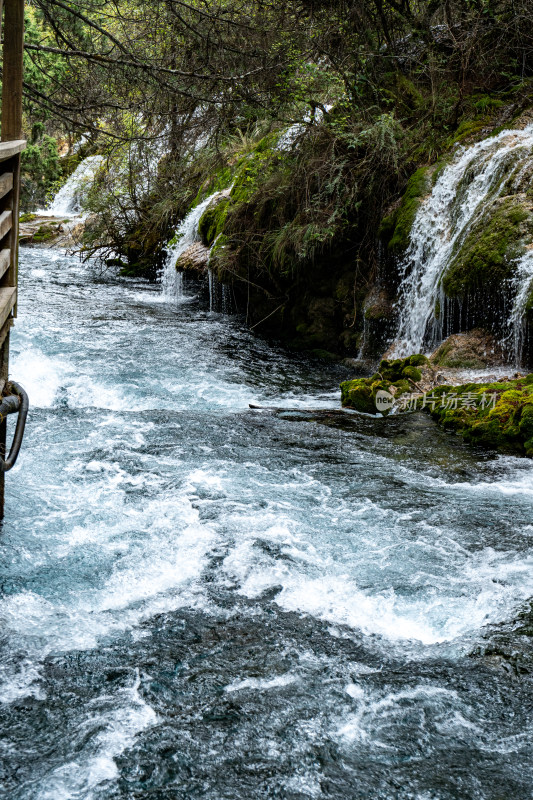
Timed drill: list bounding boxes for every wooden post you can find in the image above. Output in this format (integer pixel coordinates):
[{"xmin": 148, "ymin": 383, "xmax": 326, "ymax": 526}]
[{"xmin": 0, "ymin": 0, "xmax": 25, "ymax": 518}]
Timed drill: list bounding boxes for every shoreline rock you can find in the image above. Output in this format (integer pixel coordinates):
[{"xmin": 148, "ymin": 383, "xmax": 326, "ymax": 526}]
[
  {"xmin": 18, "ymin": 214, "xmax": 84, "ymax": 248},
  {"xmin": 341, "ymin": 353, "xmax": 533, "ymax": 457}
]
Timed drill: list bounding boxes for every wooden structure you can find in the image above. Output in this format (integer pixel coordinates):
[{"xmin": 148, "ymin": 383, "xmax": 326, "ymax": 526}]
[{"xmin": 0, "ymin": 0, "xmax": 25, "ymax": 516}]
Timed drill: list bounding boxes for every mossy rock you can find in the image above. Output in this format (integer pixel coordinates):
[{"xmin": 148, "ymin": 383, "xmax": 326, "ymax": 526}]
[
  {"xmin": 402, "ymin": 365, "xmax": 422, "ymax": 382},
  {"xmin": 409, "ymin": 354, "xmax": 429, "ymax": 367},
  {"xmin": 378, "ymin": 354, "xmax": 427, "ymax": 382},
  {"xmin": 340, "ymin": 366, "xmax": 413, "ymax": 413},
  {"xmin": 340, "ymin": 379, "xmax": 375, "ymax": 413},
  {"xmin": 198, "ymin": 196, "xmax": 230, "ymax": 246},
  {"xmin": 19, "ymin": 212, "xmax": 37, "ymax": 223},
  {"xmin": 383, "ymin": 167, "xmax": 432, "ymax": 253},
  {"xmin": 442, "ymin": 197, "xmax": 533, "ymax": 297},
  {"xmin": 422, "ymin": 377, "xmax": 533, "ymax": 456},
  {"xmin": 32, "ymin": 224, "xmax": 56, "ymax": 243},
  {"xmin": 431, "ymin": 330, "xmax": 506, "ymax": 369}
]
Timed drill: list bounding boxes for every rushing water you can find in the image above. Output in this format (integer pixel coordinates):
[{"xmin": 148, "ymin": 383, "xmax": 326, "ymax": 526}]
[
  {"xmin": 392, "ymin": 124, "xmax": 533, "ymax": 360},
  {"xmin": 1, "ymin": 248, "xmax": 533, "ymax": 799}
]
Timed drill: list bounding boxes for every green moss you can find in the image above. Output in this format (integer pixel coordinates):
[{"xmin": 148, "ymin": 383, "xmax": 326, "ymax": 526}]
[
  {"xmin": 341, "ymin": 379, "xmax": 375, "ymax": 413},
  {"xmin": 340, "ymin": 354, "xmax": 420, "ymax": 411},
  {"xmin": 409, "ymin": 354, "xmax": 429, "ymax": 367},
  {"xmin": 32, "ymin": 224, "xmax": 56, "ymax": 242},
  {"xmin": 392, "ymin": 379, "xmax": 410, "ymax": 394},
  {"xmin": 198, "ymin": 197, "xmax": 230, "ymax": 246},
  {"xmin": 19, "ymin": 212, "xmax": 37, "ymax": 223},
  {"xmin": 421, "ymin": 378, "xmax": 533, "ymax": 456},
  {"xmin": 378, "ymin": 354, "xmax": 427, "ymax": 382},
  {"xmin": 386, "ymin": 167, "xmax": 431, "ymax": 253},
  {"xmin": 402, "ymin": 365, "xmax": 422, "ymax": 382},
  {"xmin": 442, "ymin": 197, "xmax": 532, "ymax": 297}
]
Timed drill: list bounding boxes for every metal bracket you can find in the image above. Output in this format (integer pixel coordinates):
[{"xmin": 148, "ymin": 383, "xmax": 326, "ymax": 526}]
[{"xmin": 0, "ymin": 381, "xmax": 28, "ymax": 471}]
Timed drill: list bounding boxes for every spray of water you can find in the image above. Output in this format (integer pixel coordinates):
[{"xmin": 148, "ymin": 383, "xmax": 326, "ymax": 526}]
[{"xmin": 507, "ymin": 248, "xmax": 533, "ymax": 367}]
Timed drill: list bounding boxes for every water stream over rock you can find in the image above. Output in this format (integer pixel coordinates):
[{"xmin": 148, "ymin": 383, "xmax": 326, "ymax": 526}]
[
  {"xmin": 392, "ymin": 125, "xmax": 533, "ymax": 362},
  {"xmin": 40, "ymin": 156, "xmax": 104, "ymax": 218}
]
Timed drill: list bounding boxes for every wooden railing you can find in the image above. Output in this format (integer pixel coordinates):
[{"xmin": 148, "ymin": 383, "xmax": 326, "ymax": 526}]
[{"xmin": 0, "ymin": 0, "xmax": 25, "ymax": 516}]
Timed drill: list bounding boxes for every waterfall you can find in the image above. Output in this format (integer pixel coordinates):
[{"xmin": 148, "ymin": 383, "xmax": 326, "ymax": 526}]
[
  {"xmin": 392, "ymin": 125, "xmax": 533, "ymax": 358},
  {"xmin": 41, "ymin": 155, "xmax": 104, "ymax": 217},
  {"xmin": 508, "ymin": 249, "xmax": 533, "ymax": 367},
  {"xmin": 161, "ymin": 190, "xmax": 227, "ymax": 302}
]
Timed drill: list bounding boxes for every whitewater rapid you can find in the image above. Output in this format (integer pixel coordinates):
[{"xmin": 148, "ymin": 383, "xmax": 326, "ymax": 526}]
[{"xmin": 1, "ymin": 248, "xmax": 533, "ymax": 799}]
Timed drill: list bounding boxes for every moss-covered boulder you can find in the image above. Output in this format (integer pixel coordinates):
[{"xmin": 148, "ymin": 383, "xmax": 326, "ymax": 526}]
[
  {"xmin": 378, "ymin": 354, "xmax": 429, "ymax": 382},
  {"xmin": 421, "ymin": 376, "xmax": 533, "ymax": 456},
  {"xmin": 442, "ymin": 196, "xmax": 533, "ymax": 297},
  {"xmin": 340, "ymin": 354, "xmax": 428, "ymax": 413}
]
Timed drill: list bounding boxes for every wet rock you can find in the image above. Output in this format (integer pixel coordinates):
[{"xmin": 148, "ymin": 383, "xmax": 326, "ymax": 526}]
[
  {"xmin": 18, "ymin": 215, "xmax": 82, "ymax": 248},
  {"xmin": 175, "ymin": 241, "xmax": 210, "ymax": 275},
  {"xmin": 430, "ymin": 329, "xmax": 507, "ymax": 369}
]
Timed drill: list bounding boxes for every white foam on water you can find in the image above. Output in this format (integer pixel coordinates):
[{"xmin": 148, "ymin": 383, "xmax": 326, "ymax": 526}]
[
  {"xmin": 219, "ymin": 478, "xmax": 533, "ymax": 647},
  {"xmin": 9, "ymin": 346, "xmax": 65, "ymax": 408},
  {"xmin": 337, "ymin": 685, "xmax": 461, "ymax": 745},
  {"xmin": 0, "ymin": 463, "xmax": 219, "ymax": 707},
  {"xmin": 0, "ymin": 659, "xmax": 46, "ymax": 705},
  {"xmin": 35, "ymin": 670, "xmax": 157, "ymax": 800},
  {"xmin": 224, "ymin": 673, "xmax": 297, "ymax": 693}
]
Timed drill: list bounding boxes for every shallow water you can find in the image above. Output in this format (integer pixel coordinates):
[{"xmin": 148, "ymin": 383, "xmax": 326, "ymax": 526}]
[{"xmin": 1, "ymin": 249, "xmax": 533, "ymax": 799}]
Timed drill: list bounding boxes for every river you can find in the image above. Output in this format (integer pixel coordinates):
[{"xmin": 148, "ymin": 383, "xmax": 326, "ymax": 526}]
[{"xmin": 1, "ymin": 247, "xmax": 533, "ymax": 799}]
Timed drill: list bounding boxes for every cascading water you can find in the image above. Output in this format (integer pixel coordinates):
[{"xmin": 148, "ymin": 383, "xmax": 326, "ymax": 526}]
[
  {"xmin": 40, "ymin": 155, "xmax": 104, "ymax": 217},
  {"xmin": 161, "ymin": 191, "xmax": 227, "ymax": 302},
  {"xmin": 392, "ymin": 124, "xmax": 533, "ymax": 358},
  {"xmin": 508, "ymin": 248, "xmax": 533, "ymax": 367}
]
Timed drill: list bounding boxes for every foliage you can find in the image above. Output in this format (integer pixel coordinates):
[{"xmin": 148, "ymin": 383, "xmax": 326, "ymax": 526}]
[{"xmin": 20, "ymin": 134, "xmax": 61, "ymax": 210}]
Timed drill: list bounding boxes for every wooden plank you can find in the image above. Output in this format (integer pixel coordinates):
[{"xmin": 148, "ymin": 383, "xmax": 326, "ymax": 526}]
[
  {"xmin": 0, "ymin": 249, "xmax": 10, "ymax": 280},
  {"xmin": 1, "ymin": 0, "xmax": 25, "ymax": 141},
  {"xmin": 0, "ymin": 317, "xmax": 12, "ymax": 354},
  {"xmin": 0, "ymin": 287, "xmax": 16, "ymax": 330},
  {"xmin": 0, "ymin": 139, "xmax": 26, "ymax": 161},
  {"xmin": 0, "ymin": 171, "xmax": 13, "ymax": 200},
  {"xmin": 0, "ymin": 210, "xmax": 12, "ymax": 240}
]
